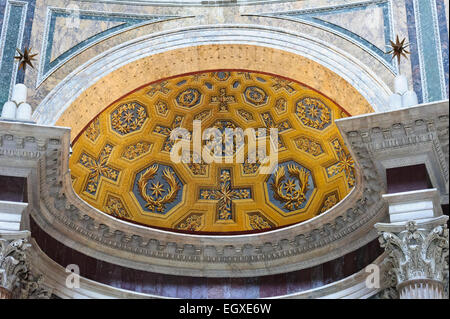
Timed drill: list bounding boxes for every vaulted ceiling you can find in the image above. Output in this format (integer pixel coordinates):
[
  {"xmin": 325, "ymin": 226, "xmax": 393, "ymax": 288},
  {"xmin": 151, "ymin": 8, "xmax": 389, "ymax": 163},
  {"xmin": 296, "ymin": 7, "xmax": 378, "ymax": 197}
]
[{"xmin": 69, "ymin": 70, "xmax": 356, "ymax": 233}]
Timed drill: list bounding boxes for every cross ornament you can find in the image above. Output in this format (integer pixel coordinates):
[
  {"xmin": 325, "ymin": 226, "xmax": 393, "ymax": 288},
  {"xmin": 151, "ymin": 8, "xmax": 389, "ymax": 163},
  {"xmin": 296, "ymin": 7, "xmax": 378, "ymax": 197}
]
[
  {"xmin": 259, "ymin": 111, "xmax": 292, "ymax": 149},
  {"xmin": 153, "ymin": 115, "xmax": 187, "ymax": 152},
  {"xmin": 79, "ymin": 144, "xmax": 120, "ymax": 196},
  {"xmin": 199, "ymin": 168, "xmax": 252, "ymax": 220},
  {"xmin": 210, "ymin": 88, "xmax": 236, "ymax": 112},
  {"xmin": 147, "ymin": 81, "xmax": 170, "ymax": 97},
  {"xmin": 271, "ymin": 77, "xmax": 295, "ymax": 94},
  {"xmin": 326, "ymin": 139, "xmax": 355, "ymax": 189}
]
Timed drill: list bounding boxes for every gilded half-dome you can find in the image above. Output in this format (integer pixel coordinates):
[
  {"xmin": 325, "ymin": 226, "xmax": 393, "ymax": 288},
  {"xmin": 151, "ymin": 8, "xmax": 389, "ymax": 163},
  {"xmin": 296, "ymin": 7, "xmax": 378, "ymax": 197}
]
[{"xmin": 69, "ymin": 70, "xmax": 356, "ymax": 233}]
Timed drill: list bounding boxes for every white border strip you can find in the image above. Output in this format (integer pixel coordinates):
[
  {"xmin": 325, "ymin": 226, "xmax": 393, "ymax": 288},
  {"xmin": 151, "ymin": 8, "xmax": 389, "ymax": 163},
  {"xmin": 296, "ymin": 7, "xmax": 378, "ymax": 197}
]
[{"xmin": 33, "ymin": 25, "xmax": 391, "ymax": 124}]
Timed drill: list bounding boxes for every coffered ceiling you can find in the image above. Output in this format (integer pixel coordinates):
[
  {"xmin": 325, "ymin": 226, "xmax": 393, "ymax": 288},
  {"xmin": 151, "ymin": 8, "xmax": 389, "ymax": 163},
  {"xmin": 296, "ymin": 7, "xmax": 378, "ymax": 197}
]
[{"xmin": 69, "ymin": 70, "xmax": 356, "ymax": 233}]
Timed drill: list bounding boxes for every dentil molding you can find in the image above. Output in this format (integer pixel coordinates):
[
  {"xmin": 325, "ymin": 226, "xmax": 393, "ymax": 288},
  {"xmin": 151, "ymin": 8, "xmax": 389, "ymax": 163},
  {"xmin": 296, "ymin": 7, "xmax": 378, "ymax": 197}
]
[{"xmin": 0, "ymin": 116, "xmax": 388, "ymax": 277}]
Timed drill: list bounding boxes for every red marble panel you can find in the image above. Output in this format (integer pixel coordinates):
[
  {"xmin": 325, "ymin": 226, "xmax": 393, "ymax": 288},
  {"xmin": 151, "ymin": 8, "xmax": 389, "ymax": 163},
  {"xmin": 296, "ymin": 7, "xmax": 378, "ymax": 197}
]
[
  {"xmin": 386, "ymin": 164, "xmax": 432, "ymax": 193},
  {"xmin": 0, "ymin": 175, "xmax": 27, "ymax": 202}
]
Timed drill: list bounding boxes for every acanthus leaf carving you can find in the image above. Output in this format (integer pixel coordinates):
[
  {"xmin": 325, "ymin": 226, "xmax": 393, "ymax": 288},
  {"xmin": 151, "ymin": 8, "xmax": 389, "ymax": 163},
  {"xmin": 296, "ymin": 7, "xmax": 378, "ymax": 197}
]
[
  {"xmin": 377, "ymin": 221, "xmax": 449, "ymax": 286},
  {"xmin": 0, "ymin": 237, "xmax": 51, "ymax": 299}
]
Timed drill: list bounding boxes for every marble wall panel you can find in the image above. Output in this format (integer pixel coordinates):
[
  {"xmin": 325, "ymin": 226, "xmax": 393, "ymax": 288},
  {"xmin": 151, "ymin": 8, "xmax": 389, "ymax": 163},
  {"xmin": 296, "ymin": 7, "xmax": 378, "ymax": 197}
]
[
  {"xmin": 0, "ymin": 0, "xmax": 448, "ymax": 115},
  {"xmin": 0, "ymin": 0, "xmax": 35, "ymax": 109}
]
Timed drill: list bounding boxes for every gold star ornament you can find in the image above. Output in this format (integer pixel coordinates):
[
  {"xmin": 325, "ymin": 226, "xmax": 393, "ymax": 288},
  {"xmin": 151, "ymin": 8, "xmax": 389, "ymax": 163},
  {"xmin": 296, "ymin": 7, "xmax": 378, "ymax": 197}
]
[
  {"xmin": 14, "ymin": 47, "xmax": 38, "ymax": 73},
  {"xmin": 387, "ymin": 35, "xmax": 410, "ymax": 66}
]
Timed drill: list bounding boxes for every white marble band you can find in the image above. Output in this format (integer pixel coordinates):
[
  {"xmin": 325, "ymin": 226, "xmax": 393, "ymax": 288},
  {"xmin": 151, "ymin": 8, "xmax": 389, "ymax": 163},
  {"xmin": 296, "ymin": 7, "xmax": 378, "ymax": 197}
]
[{"xmin": 33, "ymin": 24, "xmax": 391, "ymax": 124}]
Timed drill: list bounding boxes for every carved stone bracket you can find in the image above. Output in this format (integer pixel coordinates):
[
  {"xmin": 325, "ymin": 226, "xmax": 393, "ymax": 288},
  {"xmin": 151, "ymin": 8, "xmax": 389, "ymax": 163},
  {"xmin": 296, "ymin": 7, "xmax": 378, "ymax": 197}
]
[{"xmin": 375, "ymin": 216, "xmax": 449, "ymax": 299}]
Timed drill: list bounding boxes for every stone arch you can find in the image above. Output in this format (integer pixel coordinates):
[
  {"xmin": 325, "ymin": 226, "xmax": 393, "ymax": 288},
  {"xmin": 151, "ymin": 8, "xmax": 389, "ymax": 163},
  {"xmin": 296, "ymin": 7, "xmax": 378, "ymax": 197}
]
[{"xmin": 32, "ymin": 26, "xmax": 388, "ymax": 141}]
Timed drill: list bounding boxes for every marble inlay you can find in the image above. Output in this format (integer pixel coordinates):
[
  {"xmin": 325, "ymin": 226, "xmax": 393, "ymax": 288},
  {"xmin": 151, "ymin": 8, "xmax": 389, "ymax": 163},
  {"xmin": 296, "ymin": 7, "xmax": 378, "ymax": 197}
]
[
  {"xmin": 40, "ymin": 8, "xmax": 178, "ymax": 84},
  {"xmin": 265, "ymin": 0, "xmax": 395, "ymax": 70},
  {"xmin": 0, "ymin": 0, "xmax": 35, "ymax": 111}
]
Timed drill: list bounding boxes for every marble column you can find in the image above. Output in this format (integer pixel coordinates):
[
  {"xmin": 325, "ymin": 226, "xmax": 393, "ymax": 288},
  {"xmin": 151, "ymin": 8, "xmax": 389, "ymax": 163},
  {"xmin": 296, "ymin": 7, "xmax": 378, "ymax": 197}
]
[{"xmin": 375, "ymin": 189, "xmax": 449, "ymax": 299}]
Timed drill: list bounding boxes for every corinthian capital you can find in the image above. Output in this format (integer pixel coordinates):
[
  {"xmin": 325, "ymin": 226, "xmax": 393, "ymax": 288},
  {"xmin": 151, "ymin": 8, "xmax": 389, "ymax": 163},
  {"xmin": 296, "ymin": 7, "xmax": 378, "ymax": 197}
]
[
  {"xmin": 375, "ymin": 216, "xmax": 449, "ymax": 298},
  {"xmin": 0, "ymin": 235, "xmax": 30, "ymax": 293},
  {"xmin": 0, "ymin": 231, "xmax": 51, "ymax": 299}
]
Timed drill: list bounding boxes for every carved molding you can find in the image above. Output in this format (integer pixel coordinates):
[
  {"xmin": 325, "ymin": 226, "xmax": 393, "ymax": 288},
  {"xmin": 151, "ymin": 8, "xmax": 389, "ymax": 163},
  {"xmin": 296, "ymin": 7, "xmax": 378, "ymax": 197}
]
[
  {"xmin": 15, "ymin": 269, "xmax": 52, "ymax": 299},
  {"xmin": 1, "ymin": 118, "xmax": 388, "ymax": 277},
  {"xmin": 336, "ymin": 100, "xmax": 449, "ymax": 204},
  {"xmin": 0, "ymin": 236, "xmax": 29, "ymax": 293}
]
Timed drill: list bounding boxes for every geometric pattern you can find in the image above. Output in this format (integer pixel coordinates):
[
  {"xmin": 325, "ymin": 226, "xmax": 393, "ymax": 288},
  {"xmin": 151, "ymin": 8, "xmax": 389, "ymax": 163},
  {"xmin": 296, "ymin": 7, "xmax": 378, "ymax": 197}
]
[
  {"xmin": 70, "ymin": 70, "xmax": 355, "ymax": 233},
  {"xmin": 153, "ymin": 115, "xmax": 185, "ymax": 152},
  {"xmin": 110, "ymin": 102, "xmax": 148, "ymax": 135},
  {"xmin": 259, "ymin": 112, "xmax": 292, "ymax": 149},
  {"xmin": 326, "ymin": 139, "xmax": 356, "ymax": 189},
  {"xmin": 295, "ymin": 97, "xmax": 332, "ymax": 130},
  {"xmin": 121, "ymin": 142, "xmax": 152, "ymax": 161},
  {"xmin": 243, "ymin": 86, "xmax": 269, "ymax": 107},
  {"xmin": 132, "ymin": 163, "xmax": 184, "ymax": 214},
  {"xmin": 84, "ymin": 117, "xmax": 101, "ymax": 143},
  {"xmin": 176, "ymin": 88, "xmax": 202, "ymax": 108},
  {"xmin": 274, "ymin": 98, "xmax": 288, "ymax": 115},
  {"xmin": 203, "ymin": 120, "xmax": 244, "ymax": 157},
  {"xmin": 175, "ymin": 213, "xmax": 204, "ymax": 231},
  {"xmin": 294, "ymin": 136, "xmax": 324, "ymax": 157},
  {"xmin": 78, "ymin": 144, "xmax": 119, "ymax": 196},
  {"xmin": 317, "ymin": 190, "xmax": 339, "ymax": 216},
  {"xmin": 248, "ymin": 212, "xmax": 275, "ymax": 230},
  {"xmin": 271, "ymin": 77, "xmax": 295, "ymax": 94},
  {"xmin": 104, "ymin": 194, "xmax": 131, "ymax": 219},
  {"xmin": 199, "ymin": 168, "xmax": 252, "ymax": 221},
  {"xmin": 210, "ymin": 88, "xmax": 236, "ymax": 112}
]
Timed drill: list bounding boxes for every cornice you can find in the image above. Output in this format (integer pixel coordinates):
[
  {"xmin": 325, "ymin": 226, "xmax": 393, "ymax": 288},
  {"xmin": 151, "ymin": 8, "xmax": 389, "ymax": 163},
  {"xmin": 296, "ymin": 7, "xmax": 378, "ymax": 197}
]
[
  {"xmin": 336, "ymin": 100, "xmax": 449, "ymax": 204},
  {"xmin": 1, "ymin": 119, "xmax": 387, "ymax": 277}
]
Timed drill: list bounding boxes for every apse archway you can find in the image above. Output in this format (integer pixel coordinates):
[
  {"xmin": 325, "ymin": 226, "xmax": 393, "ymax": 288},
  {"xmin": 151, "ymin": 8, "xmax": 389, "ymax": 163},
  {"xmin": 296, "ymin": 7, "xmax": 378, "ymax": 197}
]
[{"xmin": 23, "ymin": 16, "xmax": 397, "ymax": 279}]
